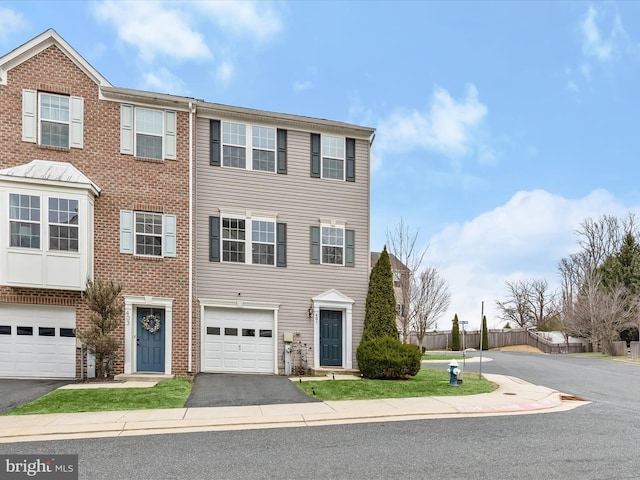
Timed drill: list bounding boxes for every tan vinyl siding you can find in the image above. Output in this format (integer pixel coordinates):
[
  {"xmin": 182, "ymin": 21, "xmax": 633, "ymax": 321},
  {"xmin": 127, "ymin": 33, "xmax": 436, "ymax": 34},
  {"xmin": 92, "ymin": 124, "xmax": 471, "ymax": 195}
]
[{"xmin": 195, "ymin": 117, "xmax": 370, "ymax": 371}]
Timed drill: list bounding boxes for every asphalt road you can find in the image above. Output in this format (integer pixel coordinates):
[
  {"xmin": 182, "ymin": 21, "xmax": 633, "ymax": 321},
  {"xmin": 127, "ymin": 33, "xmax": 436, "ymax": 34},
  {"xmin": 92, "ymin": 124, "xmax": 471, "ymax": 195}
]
[
  {"xmin": 0, "ymin": 379, "xmax": 71, "ymax": 414},
  {"xmin": 2, "ymin": 353, "xmax": 640, "ymax": 479}
]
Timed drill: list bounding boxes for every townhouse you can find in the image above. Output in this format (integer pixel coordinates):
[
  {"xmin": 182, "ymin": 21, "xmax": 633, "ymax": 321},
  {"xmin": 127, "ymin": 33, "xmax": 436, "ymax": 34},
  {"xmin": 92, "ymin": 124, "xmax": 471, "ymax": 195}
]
[{"xmin": 0, "ymin": 29, "xmax": 374, "ymax": 378}]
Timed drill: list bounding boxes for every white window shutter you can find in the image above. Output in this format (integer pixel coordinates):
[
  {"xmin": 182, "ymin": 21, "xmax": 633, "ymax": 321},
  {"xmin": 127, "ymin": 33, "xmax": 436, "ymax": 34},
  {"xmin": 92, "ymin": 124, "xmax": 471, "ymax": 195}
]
[
  {"xmin": 164, "ymin": 110, "xmax": 177, "ymax": 160},
  {"xmin": 22, "ymin": 89, "xmax": 37, "ymax": 143},
  {"xmin": 70, "ymin": 96, "xmax": 84, "ymax": 149},
  {"xmin": 163, "ymin": 214, "xmax": 177, "ymax": 257},
  {"xmin": 120, "ymin": 210, "xmax": 134, "ymax": 254},
  {"xmin": 120, "ymin": 104, "xmax": 134, "ymax": 155}
]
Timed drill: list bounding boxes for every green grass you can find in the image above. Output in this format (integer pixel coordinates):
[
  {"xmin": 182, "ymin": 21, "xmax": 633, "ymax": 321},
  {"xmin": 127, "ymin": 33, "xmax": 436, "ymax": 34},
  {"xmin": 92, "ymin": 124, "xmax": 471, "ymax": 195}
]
[
  {"xmin": 422, "ymin": 354, "xmax": 473, "ymax": 361},
  {"xmin": 568, "ymin": 352, "xmax": 640, "ymax": 362},
  {"xmin": 4, "ymin": 378, "xmax": 192, "ymax": 416},
  {"xmin": 295, "ymin": 368, "xmax": 495, "ymax": 401}
]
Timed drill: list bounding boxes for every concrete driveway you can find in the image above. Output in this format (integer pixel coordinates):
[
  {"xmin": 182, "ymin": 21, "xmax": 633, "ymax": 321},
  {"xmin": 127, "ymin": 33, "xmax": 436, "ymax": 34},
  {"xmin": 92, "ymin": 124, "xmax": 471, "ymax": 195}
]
[
  {"xmin": 0, "ymin": 378, "xmax": 73, "ymax": 414},
  {"xmin": 185, "ymin": 373, "xmax": 321, "ymax": 407}
]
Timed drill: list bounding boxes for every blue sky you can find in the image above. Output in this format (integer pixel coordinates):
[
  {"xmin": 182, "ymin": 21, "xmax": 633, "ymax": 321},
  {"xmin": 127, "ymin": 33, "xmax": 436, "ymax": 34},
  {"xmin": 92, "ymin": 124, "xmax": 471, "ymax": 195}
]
[{"xmin": 2, "ymin": 1, "xmax": 640, "ymax": 330}]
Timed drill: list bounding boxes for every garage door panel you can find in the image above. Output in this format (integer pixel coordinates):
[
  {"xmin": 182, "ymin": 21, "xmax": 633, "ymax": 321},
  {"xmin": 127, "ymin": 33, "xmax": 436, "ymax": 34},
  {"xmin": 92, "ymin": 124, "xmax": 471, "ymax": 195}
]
[
  {"xmin": 0, "ymin": 304, "xmax": 76, "ymax": 378},
  {"xmin": 204, "ymin": 307, "xmax": 274, "ymax": 373}
]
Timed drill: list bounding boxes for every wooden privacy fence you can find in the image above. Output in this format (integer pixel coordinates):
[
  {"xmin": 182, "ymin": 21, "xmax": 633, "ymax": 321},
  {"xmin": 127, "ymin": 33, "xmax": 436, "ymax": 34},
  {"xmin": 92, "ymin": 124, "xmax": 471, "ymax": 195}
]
[{"xmin": 413, "ymin": 328, "xmax": 586, "ymax": 354}]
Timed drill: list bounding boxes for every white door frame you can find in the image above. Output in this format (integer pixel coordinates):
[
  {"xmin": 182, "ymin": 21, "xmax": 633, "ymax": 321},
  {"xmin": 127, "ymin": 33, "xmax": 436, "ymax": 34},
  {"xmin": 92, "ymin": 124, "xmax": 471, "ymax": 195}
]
[
  {"xmin": 199, "ymin": 298, "xmax": 280, "ymax": 374},
  {"xmin": 123, "ymin": 295, "xmax": 173, "ymax": 375},
  {"xmin": 312, "ymin": 289, "xmax": 354, "ymax": 369}
]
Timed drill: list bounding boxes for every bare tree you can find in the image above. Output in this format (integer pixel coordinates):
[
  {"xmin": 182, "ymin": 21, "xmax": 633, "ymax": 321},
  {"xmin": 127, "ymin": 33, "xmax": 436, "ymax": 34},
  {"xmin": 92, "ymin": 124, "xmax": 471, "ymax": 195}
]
[
  {"xmin": 411, "ymin": 266, "xmax": 451, "ymax": 348},
  {"xmin": 565, "ymin": 275, "xmax": 636, "ymax": 355},
  {"xmin": 386, "ymin": 218, "xmax": 427, "ymax": 342},
  {"xmin": 495, "ymin": 278, "xmax": 557, "ymax": 329}
]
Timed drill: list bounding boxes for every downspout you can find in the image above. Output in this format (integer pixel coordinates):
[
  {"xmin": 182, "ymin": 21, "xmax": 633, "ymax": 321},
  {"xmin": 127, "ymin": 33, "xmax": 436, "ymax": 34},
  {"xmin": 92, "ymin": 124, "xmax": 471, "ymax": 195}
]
[{"xmin": 188, "ymin": 102, "xmax": 195, "ymax": 373}]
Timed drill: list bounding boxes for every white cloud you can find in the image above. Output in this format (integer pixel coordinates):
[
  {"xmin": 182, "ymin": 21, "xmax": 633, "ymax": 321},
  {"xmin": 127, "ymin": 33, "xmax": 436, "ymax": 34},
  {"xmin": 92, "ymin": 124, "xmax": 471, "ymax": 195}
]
[
  {"xmin": 0, "ymin": 7, "xmax": 27, "ymax": 42},
  {"xmin": 426, "ymin": 189, "xmax": 633, "ymax": 330},
  {"xmin": 580, "ymin": 5, "xmax": 628, "ymax": 63},
  {"xmin": 194, "ymin": 0, "xmax": 282, "ymax": 41},
  {"xmin": 374, "ymin": 84, "xmax": 489, "ymax": 169},
  {"xmin": 216, "ymin": 60, "xmax": 234, "ymax": 84},
  {"xmin": 293, "ymin": 80, "xmax": 313, "ymax": 93},
  {"xmin": 94, "ymin": 1, "xmax": 212, "ymax": 62},
  {"xmin": 141, "ymin": 68, "xmax": 188, "ymax": 95}
]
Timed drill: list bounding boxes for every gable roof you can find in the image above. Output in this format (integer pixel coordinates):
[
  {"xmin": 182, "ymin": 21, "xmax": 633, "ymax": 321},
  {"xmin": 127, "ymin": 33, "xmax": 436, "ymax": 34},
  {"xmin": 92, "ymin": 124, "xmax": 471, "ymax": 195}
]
[
  {"xmin": 0, "ymin": 160, "xmax": 101, "ymax": 196},
  {"xmin": 371, "ymin": 251, "xmax": 410, "ymax": 273},
  {"xmin": 0, "ymin": 28, "xmax": 111, "ymax": 87}
]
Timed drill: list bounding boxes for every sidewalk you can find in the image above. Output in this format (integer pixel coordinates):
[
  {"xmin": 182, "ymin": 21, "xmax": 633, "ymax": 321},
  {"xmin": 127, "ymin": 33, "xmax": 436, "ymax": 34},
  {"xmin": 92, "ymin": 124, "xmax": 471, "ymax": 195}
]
[{"xmin": 0, "ymin": 374, "xmax": 589, "ymax": 444}]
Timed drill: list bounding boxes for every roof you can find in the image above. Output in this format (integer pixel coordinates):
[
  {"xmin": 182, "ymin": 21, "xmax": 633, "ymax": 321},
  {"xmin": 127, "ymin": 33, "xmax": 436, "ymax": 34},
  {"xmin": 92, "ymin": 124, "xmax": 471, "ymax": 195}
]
[
  {"xmin": 0, "ymin": 28, "xmax": 111, "ymax": 87},
  {"xmin": 0, "ymin": 160, "xmax": 101, "ymax": 195},
  {"xmin": 371, "ymin": 251, "xmax": 410, "ymax": 272}
]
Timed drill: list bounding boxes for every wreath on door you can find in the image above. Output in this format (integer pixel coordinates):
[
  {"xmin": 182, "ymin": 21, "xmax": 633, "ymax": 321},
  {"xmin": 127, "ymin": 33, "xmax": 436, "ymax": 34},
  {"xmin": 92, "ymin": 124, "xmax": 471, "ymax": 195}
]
[{"xmin": 141, "ymin": 314, "xmax": 161, "ymax": 334}]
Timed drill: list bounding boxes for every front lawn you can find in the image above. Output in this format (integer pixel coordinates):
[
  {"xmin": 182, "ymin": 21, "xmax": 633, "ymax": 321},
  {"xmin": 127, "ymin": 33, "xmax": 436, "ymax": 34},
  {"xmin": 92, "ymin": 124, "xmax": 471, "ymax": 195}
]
[
  {"xmin": 4, "ymin": 378, "xmax": 192, "ymax": 416},
  {"xmin": 422, "ymin": 354, "xmax": 473, "ymax": 361},
  {"xmin": 295, "ymin": 368, "xmax": 495, "ymax": 401}
]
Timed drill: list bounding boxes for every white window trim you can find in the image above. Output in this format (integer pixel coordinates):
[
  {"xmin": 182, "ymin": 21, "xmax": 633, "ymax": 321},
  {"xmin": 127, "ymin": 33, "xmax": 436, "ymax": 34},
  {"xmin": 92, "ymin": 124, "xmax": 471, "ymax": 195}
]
[
  {"xmin": 320, "ymin": 223, "xmax": 345, "ymax": 266},
  {"xmin": 221, "ymin": 214, "xmax": 277, "ymax": 266},
  {"xmin": 134, "ymin": 211, "xmax": 163, "ymax": 258},
  {"xmin": 8, "ymin": 192, "xmax": 81, "ymax": 255},
  {"xmin": 321, "ymin": 134, "xmax": 346, "ymax": 181},
  {"xmin": 38, "ymin": 92, "xmax": 70, "ymax": 149},
  {"xmin": 222, "ymin": 121, "xmax": 277, "ymax": 173},
  {"xmin": 134, "ymin": 107, "xmax": 164, "ymax": 161}
]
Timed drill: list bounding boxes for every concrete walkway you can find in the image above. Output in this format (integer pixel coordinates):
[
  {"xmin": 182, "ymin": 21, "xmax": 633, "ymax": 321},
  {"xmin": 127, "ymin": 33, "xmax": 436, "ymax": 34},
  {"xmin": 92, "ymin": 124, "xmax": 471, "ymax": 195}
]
[{"xmin": 0, "ymin": 374, "xmax": 589, "ymax": 444}]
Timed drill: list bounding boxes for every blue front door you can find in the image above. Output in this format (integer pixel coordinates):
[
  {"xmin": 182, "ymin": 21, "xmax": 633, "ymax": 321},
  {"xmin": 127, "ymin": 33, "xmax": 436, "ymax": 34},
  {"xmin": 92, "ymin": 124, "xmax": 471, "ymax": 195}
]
[
  {"xmin": 320, "ymin": 310, "xmax": 342, "ymax": 367},
  {"xmin": 137, "ymin": 307, "xmax": 165, "ymax": 372}
]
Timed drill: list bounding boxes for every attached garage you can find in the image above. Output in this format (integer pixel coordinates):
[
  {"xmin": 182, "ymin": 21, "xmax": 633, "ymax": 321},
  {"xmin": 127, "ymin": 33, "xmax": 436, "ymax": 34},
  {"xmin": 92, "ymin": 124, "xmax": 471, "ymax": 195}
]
[
  {"xmin": 0, "ymin": 304, "xmax": 76, "ymax": 378},
  {"xmin": 203, "ymin": 307, "xmax": 275, "ymax": 373}
]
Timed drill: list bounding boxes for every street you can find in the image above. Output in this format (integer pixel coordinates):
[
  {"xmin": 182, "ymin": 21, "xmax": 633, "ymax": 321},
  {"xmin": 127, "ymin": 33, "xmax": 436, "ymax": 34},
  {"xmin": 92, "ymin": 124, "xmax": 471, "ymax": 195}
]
[{"xmin": 2, "ymin": 352, "xmax": 639, "ymax": 479}]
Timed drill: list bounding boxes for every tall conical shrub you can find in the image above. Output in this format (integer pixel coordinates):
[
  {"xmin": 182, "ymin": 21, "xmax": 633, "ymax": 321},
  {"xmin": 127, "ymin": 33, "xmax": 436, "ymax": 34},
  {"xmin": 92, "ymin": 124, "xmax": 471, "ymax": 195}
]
[
  {"xmin": 451, "ymin": 314, "xmax": 460, "ymax": 351},
  {"xmin": 362, "ymin": 246, "xmax": 399, "ymax": 341},
  {"xmin": 481, "ymin": 315, "xmax": 489, "ymax": 351}
]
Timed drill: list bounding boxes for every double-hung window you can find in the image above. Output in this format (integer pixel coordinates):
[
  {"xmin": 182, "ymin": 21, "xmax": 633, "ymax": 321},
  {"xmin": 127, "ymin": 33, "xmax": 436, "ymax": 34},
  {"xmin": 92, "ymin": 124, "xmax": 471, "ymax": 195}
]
[
  {"xmin": 310, "ymin": 224, "xmax": 355, "ymax": 267},
  {"xmin": 9, "ymin": 194, "xmax": 80, "ymax": 251},
  {"xmin": 22, "ymin": 90, "xmax": 84, "ymax": 149},
  {"xmin": 48, "ymin": 198, "xmax": 79, "ymax": 252},
  {"xmin": 321, "ymin": 226, "xmax": 344, "ymax": 265},
  {"xmin": 310, "ymin": 134, "xmax": 356, "ymax": 181},
  {"xmin": 119, "ymin": 210, "xmax": 177, "ymax": 258},
  {"xmin": 120, "ymin": 105, "xmax": 177, "ymax": 160},
  {"xmin": 209, "ymin": 215, "xmax": 286, "ymax": 267},
  {"xmin": 9, "ymin": 194, "xmax": 40, "ymax": 249},
  {"xmin": 40, "ymin": 93, "xmax": 70, "ymax": 148},
  {"xmin": 135, "ymin": 108, "xmax": 163, "ymax": 160},
  {"xmin": 210, "ymin": 120, "xmax": 287, "ymax": 174}
]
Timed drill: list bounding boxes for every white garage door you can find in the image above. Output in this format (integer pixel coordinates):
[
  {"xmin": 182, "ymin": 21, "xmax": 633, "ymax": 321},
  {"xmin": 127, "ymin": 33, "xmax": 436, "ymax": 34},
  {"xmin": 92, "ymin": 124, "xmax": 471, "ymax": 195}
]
[
  {"xmin": 0, "ymin": 304, "xmax": 76, "ymax": 378},
  {"xmin": 203, "ymin": 308, "xmax": 274, "ymax": 373}
]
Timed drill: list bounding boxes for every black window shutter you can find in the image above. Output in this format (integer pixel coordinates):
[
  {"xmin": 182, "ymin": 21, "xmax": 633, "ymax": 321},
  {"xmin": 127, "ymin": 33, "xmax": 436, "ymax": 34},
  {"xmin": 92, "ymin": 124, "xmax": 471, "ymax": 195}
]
[
  {"xmin": 310, "ymin": 226, "xmax": 320, "ymax": 264},
  {"xmin": 346, "ymin": 138, "xmax": 356, "ymax": 182},
  {"xmin": 277, "ymin": 129, "xmax": 287, "ymax": 174},
  {"xmin": 210, "ymin": 120, "xmax": 221, "ymax": 166},
  {"xmin": 310, "ymin": 133, "xmax": 321, "ymax": 178},
  {"xmin": 209, "ymin": 216, "xmax": 220, "ymax": 262},
  {"xmin": 276, "ymin": 222, "xmax": 287, "ymax": 267},
  {"xmin": 345, "ymin": 229, "xmax": 355, "ymax": 267}
]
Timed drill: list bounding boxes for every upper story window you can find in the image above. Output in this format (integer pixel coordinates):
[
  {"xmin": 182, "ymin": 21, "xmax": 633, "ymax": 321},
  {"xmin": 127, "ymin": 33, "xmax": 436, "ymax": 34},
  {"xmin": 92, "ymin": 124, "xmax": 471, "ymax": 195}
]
[
  {"xmin": 209, "ymin": 215, "xmax": 286, "ymax": 267},
  {"xmin": 310, "ymin": 224, "xmax": 355, "ymax": 267},
  {"xmin": 9, "ymin": 194, "xmax": 40, "ymax": 248},
  {"xmin": 136, "ymin": 109, "xmax": 163, "ymax": 160},
  {"xmin": 310, "ymin": 134, "xmax": 356, "ymax": 182},
  {"xmin": 9, "ymin": 194, "xmax": 79, "ymax": 252},
  {"xmin": 210, "ymin": 120, "xmax": 287, "ymax": 174},
  {"xmin": 48, "ymin": 198, "xmax": 78, "ymax": 252},
  {"xmin": 22, "ymin": 90, "xmax": 84, "ymax": 149},
  {"xmin": 40, "ymin": 93, "xmax": 69, "ymax": 148},
  {"xmin": 321, "ymin": 225, "xmax": 344, "ymax": 265},
  {"xmin": 120, "ymin": 105, "xmax": 177, "ymax": 161},
  {"xmin": 119, "ymin": 210, "xmax": 176, "ymax": 258},
  {"xmin": 322, "ymin": 136, "xmax": 345, "ymax": 180}
]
